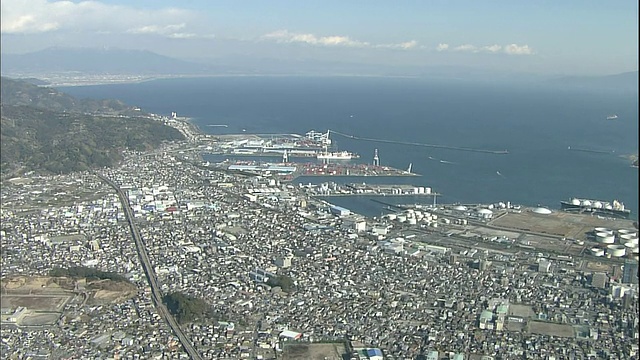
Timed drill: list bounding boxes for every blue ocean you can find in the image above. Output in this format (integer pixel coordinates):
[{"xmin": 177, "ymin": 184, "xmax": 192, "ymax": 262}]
[{"xmin": 61, "ymin": 76, "xmax": 639, "ymax": 219}]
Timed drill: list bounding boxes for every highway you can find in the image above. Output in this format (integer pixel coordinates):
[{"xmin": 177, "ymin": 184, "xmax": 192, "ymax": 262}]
[{"xmin": 97, "ymin": 174, "xmax": 203, "ymax": 360}]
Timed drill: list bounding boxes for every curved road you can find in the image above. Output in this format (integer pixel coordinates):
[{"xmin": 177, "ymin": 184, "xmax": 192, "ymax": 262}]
[{"xmin": 97, "ymin": 174, "xmax": 202, "ymax": 360}]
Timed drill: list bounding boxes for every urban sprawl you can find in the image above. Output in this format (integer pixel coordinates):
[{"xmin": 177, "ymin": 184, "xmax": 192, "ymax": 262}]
[{"xmin": 1, "ymin": 115, "xmax": 638, "ymax": 360}]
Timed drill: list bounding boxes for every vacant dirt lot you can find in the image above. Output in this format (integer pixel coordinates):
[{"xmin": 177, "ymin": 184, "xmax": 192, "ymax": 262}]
[
  {"xmin": 282, "ymin": 343, "xmax": 347, "ymax": 360},
  {"xmin": 528, "ymin": 321, "xmax": 575, "ymax": 338},
  {"xmin": 1, "ymin": 295, "xmax": 70, "ymax": 312}
]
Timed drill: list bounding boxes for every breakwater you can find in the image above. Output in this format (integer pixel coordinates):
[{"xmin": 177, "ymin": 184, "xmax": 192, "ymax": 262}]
[{"xmin": 329, "ymin": 130, "xmax": 509, "ymax": 155}]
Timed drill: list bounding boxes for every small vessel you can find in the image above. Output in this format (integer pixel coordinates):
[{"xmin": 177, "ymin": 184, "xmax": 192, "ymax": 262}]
[
  {"xmin": 560, "ymin": 197, "xmax": 631, "ymax": 219},
  {"xmin": 316, "ymin": 151, "xmax": 360, "ymax": 160},
  {"xmin": 606, "ymin": 114, "xmax": 618, "ymax": 120}
]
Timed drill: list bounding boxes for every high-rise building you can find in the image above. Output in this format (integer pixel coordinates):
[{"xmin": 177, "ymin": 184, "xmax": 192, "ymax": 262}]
[
  {"xmin": 622, "ymin": 259, "xmax": 639, "ymax": 284},
  {"xmin": 592, "ymin": 272, "xmax": 608, "ymax": 289}
]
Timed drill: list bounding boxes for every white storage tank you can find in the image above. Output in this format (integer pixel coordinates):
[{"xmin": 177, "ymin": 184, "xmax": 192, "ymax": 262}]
[
  {"xmin": 581, "ymin": 200, "xmax": 592, "ymax": 207},
  {"xmin": 618, "ymin": 229, "xmax": 637, "ymax": 237},
  {"xmin": 407, "ymin": 218, "xmax": 417, "ymax": 225},
  {"xmin": 595, "ymin": 232, "xmax": 615, "ymax": 244},
  {"xmin": 424, "ymin": 187, "xmax": 432, "ymax": 194},
  {"xmin": 397, "ymin": 215, "xmax": 407, "ymax": 223},
  {"xmin": 590, "ymin": 248, "xmax": 605, "ymax": 257},
  {"xmin": 431, "ymin": 222, "xmax": 438, "ymax": 228},
  {"xmin": 418, "ymin": 187, "xmax": 425, "ymax": 194},
  {"xmin": 619, "ymin": 234, "xmax": 639, "ymax": 244},
  {"xmin": 623, "ymin": 242, "xmax": 638, "ymax": 252},
  {"xmin": 594, "ymin": 227, "xmax": 613, "ymax": 235},
  {"xmin": 387, "ymin": 213, "xmax": 397, "ymax": 220},
  {"xmin": 606, "ymin": 245, "xmax": 626, "ymax": 257},
  {"xmin": 593, "ymin": 201, "xmax": 603, "ymax": 209},
  {"xmin": 571, "ymin": 198, "xmax": 581, "ymax": 206}
]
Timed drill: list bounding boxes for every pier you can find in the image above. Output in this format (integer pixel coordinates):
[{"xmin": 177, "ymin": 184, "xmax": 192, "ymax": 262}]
[
  {"xmin": 303, "ymin": 182, "xmax": 440, "ymax": 200},
  {"xmin": 567, "ymin": 146, "xmax": 613, "ymax": 154},
  {"xmin": 329, "ymin": 129, "xmax": 509, "ymax": 155}
]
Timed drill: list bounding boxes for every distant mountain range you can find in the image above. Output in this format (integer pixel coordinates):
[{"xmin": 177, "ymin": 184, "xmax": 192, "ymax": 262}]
[
  {"xmin": 1, "ymin": 47, "xmax": 637, "ymax": 91},
  {"xmin": 547, "ymin": 71, "xmax": 639, "ymax": 93},
  {"xmin": 0, "ymin": 47, "xmax": 212, "ymax": 75}
]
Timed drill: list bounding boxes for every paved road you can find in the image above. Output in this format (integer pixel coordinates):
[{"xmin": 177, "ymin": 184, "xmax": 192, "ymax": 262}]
[{"xmin": 97, "ymin": 174, "xmax": 203, "ymax": 360}]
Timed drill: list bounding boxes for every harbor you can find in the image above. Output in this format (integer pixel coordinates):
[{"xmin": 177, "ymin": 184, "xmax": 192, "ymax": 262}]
[
  {"xmin": 301, "ymin": 182, "xmax": 439, "ymax": 197},
  {"xmin": 216, "ymin": 160, "xmax": 418, "ymax": 181}
]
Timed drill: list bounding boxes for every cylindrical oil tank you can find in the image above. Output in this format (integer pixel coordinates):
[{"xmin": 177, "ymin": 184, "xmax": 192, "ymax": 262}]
[
  {"xmin": 593, "ymin": 201, "xmax": 603, "ymax": 209},
  {"xmin": 595, "ymin": 232, "xmax": 615, "ymax": 244},
  {"xmin": 619, "ymin": 234, "xmax": 639, "ymax": 244},
  {"xmin": 590, "ymin": 248, "xmax": 605, "ymax": 257},
  {"xmin": 606, "ymin": 245, "xmax": 626, "ymax": 257},
  {"xmin": 407, "ymin": 218, "xmax": 417, "ymax": 225},
  {"xmin": 594, "ymin": 227, "xmax": 613, "ymax": 235},
  {"xmin": 424, "ymin": 187, "xmax": 431, "ymax": 194},
  {"xmin": 618, "ymin": 229, "xmax": 637, "ymax": 237}
]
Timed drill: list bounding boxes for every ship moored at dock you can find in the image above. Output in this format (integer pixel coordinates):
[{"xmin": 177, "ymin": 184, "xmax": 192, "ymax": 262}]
[{"xmin": 560, "ymin": 197, "xmax": 631, "ymax": 219}]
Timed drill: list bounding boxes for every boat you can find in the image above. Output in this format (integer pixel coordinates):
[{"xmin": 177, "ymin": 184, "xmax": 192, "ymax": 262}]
[
  {"xmin": 560, "ymin": 197, "xmax": 631, "ymax": 219},
  {"xmin": 606, "ymin": 114, "xmax": 618, "ymax": 120},
  {"xmin": 316, "ymin": 151, "xmax": 360, "ymax": 160}
]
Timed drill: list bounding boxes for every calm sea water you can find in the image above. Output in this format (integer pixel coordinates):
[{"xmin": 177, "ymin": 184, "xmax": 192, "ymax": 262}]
[{"xmin": 62, "ymin": 76, "xmax": 639, "ymax": 219}]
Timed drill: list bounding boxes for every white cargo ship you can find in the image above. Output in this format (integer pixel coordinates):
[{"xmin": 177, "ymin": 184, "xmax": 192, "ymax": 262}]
[
  {"xmin": 560, "ymin": 198, "xmax": 631, "ymax": 219},
  {"xmin": 316, "ymin": 151, "xmax": 360, "ymax": 160}
]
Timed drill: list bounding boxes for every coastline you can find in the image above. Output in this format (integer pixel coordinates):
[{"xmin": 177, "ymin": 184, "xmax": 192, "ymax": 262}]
[{"xmin": 28, "ymin": 72, "xmax": 424, "ymax": 88}]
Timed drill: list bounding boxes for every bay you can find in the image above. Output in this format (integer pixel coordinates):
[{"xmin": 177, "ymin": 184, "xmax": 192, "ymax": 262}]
[{"xmin": 61, "ymin": 76, "xmax": 639, "ymax": 219}]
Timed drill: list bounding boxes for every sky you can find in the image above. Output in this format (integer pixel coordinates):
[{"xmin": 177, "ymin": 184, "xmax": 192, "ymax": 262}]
[{"xmin": 1, "ymin": 0, "xmax": 638, "ymax": 76}]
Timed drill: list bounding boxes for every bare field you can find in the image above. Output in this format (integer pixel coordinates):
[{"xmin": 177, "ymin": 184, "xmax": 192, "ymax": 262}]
[
  {"xmin": 1, "ymin": 295, "xmax": 71, "ymax": 312},
  {"xmin": 528, "ymin": 321, "xmax": 575, "ymax": 338},
  {"xmin": 508, "ymin": 304, "xmax": 534, "ymax": 318},
  {"xmin": 583, "ymin": 261, "xmax": 612, "ymax": 272},
  {"xmin": 282, "ymin": 343, "xmax": 347, "ymax": 360},
  {"xmin": 19, "ymin": 313, "xmax": 61, "ymax": 326},
  {"xmin": 490, "ymin": 211, "xmax": 635, "ymax": 241}
]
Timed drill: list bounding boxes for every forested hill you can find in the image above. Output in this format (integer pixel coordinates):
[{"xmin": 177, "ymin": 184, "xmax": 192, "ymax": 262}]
[
  {"xmin": 1, "ymin": 76, "xmax": 139, "ymax": 115},
  {"xmin": 1, "ymin": 77, "xmax": 184, "ymax": 176}
]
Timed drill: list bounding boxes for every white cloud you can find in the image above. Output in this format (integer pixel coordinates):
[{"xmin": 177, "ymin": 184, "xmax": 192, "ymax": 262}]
[
  {"xmin": 128, "ymin": 24, "xmax": 186, "ymax": 35},
  {"xmin": 377, "ymin": 40, "xmax": 418, "ymax": 50},
  {"xmin": 262, "ymin": 30, "xmax": 368, "ymax": 47},
  {"xmin": 482, "ymin": 44, "xmax": 502, "ymax": 53},
  {"xmin": 454, "ymin": 44, "xmax": 478, "ymax": 52},
  {"xmin": 504, "ymin": 44, "xmax": 533, "ymax": 55},
  {"xmin": 1, "ymin": 0, "xmax": 200, "ymax": 38},
  {"xmin": 261, "ymin": 30, "xmax": 416, "ymax": 50},
  {"xmin": 436, "ymin": 43, "xmax": 449, "ymax": 51},
  {"xmin": 439, "ymin": 42, "xmax": 534, "ymax": 55}
]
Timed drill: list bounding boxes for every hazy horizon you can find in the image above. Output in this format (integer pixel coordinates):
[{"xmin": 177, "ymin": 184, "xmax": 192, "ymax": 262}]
[{"xmin": 1, "ymin": 1, "xmax": 638, "ymax": 77}]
